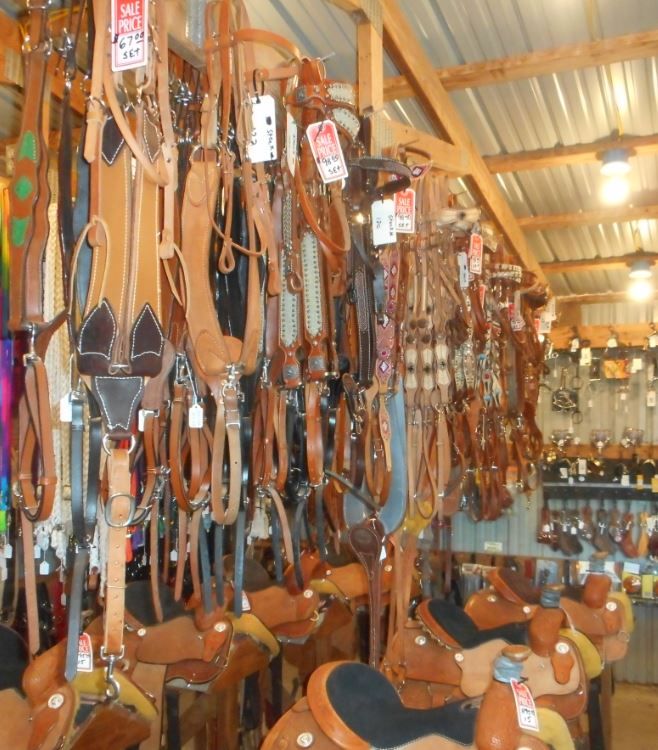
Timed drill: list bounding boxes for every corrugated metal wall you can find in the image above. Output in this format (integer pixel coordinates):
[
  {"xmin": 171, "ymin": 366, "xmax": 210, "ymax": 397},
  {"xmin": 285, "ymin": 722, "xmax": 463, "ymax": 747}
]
[
  {"xmin": 452, "ymin": 341, "xmax": 658, "ymax": 560},
  {"xmin": 450, "ymin": 338, "xmax": 658, "ymax": 683}
]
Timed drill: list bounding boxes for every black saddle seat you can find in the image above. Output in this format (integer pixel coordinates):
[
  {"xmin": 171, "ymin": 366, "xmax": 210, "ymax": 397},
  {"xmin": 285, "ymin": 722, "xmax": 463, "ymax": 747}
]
[
  {"xmin": 0, "ymin": 625, "xmax": 29, "ymax": 692},
  {"xmin": 125, "ymin": 580, "xmax": 187, "ymax": 626},
  {"xmin": 424, "ymin": 599, "xmax": 528, "ymax": 648},
  {"xmin": 324, "ymin": 662, "xmax": 477, "ymax": 747}
]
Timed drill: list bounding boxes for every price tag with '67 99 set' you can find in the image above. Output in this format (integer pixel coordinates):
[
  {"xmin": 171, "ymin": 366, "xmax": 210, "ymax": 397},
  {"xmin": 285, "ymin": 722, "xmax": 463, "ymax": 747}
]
[{"xmin": 112, "ymin": 0, "xmax": 148, "ymax": 72}]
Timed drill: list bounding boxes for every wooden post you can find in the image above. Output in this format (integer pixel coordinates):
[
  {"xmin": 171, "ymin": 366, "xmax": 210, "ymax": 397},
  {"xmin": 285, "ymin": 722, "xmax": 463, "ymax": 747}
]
[{"xmin": 357, "ymin": 19, "xmax": 383, "ymax": 116}]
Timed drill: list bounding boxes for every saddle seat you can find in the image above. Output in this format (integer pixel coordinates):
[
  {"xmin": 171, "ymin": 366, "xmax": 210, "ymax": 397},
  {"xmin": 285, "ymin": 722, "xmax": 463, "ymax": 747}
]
[
  {"xmin": 488, "ymin": 568, "xmax": 541, "ymax": 605},
  {"xmin": 308, "ymin": 661, "xmax": 477, "ymax": 748},
  {"xmin": 417, "ymin": 599, "xmax": 528, "ymax": 649}
]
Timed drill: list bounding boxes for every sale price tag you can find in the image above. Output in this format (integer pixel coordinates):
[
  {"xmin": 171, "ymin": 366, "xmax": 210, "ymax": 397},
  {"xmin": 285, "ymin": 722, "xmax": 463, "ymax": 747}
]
[
  {"xmin": 112, "ymin": 0, "xmax": 148, "ymax": 72},
  {"xmin": 468, "ymin": 231, "xmax": 483, "ymax": 274},
  {"xmin": 371, "ymin": 199, "xmax": 396, "ymax": 246},
  {"xmin": 306, "ymin": 120, "xmax": 348, "ymax": 183},
  {"xmin": 247, "ymin": 95, "xmax": 277, "ymax": 164},
  {"xmin": 394, "ymin": 188, "xmax": 415, "ymax": 233},
  {"xmin": 77, "ymin": 633, "xmax": 94, "ymax": 673},
  {"xmin": 510, "ymin": 679, "xmax": 539, "ymax": 732}
]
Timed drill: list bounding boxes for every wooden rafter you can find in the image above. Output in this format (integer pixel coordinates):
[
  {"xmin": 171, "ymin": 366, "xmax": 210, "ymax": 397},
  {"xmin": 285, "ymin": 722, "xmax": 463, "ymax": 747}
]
[
  {"xmin": 484, "ymin": 132, "xmax": 658, "ymax": 174},
  {"xmin": 519, "ymin": 203, "xmax": 658, "ymax": 232},
  {"xmin": 387, "ymin": 121, "xmax": 469, "ymax": 175},
  {"xmin": 383, "ymin": 29, "xmax": 658, "ymax": 100},
  {"xmin": 550, "ymin": 323, "xmax": 654, "ymax": 349},
  {"xmin": 329, "ymin": 0, "xmax": 546, "ymax": 283},
  {"xmin": 541, "ymin": 253, "xmax": 658, "ymax": 274},
  {"xmin": 555, "ymin": 291, "xmax": 652, "ymax": 305}
]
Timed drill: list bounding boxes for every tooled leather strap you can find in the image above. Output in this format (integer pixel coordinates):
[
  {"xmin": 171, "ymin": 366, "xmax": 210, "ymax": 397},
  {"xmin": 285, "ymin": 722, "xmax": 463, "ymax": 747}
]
[
  {"xmin": 349, "ymin": 516, "xmax": 386, "ymax": 668},
  {"xmin": 8, "ymin": 4, "xmax": 51, "ymax": 330},
  {"xmin": 103, "ymin": 448, "xmax": 132, "ymax": 658}
]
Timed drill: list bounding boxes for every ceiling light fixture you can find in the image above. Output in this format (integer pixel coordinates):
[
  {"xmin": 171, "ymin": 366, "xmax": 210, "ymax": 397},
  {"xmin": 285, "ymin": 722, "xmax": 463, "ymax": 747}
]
[
  {"xmin": 599, "ymin": 146, "xmax": 632, "ymax": 205},
  {"xmin": 627, "ymin": 256, "xmax": 655, "ymax": 302},
  {"xmin": 600, "ymin": 148, "xmax": 631, "ymax": 177}
]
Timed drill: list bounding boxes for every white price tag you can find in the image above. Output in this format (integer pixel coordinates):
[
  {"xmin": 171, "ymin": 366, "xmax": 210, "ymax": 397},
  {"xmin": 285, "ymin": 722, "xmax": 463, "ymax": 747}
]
[
  {"xmin": 306, "ymin": 120, "xmax": 348, "ymax": 183},
  {"xmin": 241, "ymin": 592, "xmax": 251, "ymax": 611},
  {"xmin": 170, "ymin": 549, "xmax": 178, "ymax": 562},
  {"xmin": 457, "ymin": 252, "xmax": 470, "ymax": 289},
  {"xmin": 111, "ymin": 0, "xmax": 148, "ymax": 72},
  {"xmin": 632, "ymin": 357, "xmax": 643, "ymax": 373},
  {"xmin": 577, "ymin": 458, "xmax": 587, "ymax": 476},
  {"xmin": 559, "ymin": 467, "xmax": 568, "ymax": 479},
  {"xmin": 545, "ymin": 297, "xmax": 557, "ymax": 320},
  {"xmin": 188, "ymin": 403, "xmax": 204, "ymax": 429},
  {"xmin": 650, "ymin": 334, "xmax": 658, "ymax": 349},
  {"xmin": 247, "ymin": 95, "xmax": 277, "ymax": 164},
  {"xmin": 580, "ymin": 347, "xmax": 592, "ymax": 366},
  {"xmin": 138, "ymin": 409, "xmax": 146, "ymax": 432},
  {"xmin": 620, "ymin": 391, "xmax": 627, "ymax": 401},
  {"xmin": 39, "ymin": 560, "xmax": 49, "ymax": 575},
  {"xmin": 607, "ymin": 337, "xmax": 618, "ymax": 348},
  {"xmin": 394, "ymin": 188, "xmax": 415, "ymax": 233},
  {"xmin": 647, "ymin": 389, "xmax": 656, "ymax": 407},
  {"xmin": 621, "ymin": 474, "xmax": 630, "ymax": 487},
  {"xmin": 538, "ymin": 311, "xmax": 552, "ymax": 334},
  {"xmin": 570, "ymin": 337, "xmax": 580, "ymax": 353},
  {"xmin": 371, "ymin": 199, "xmax": 396, "ymax": 246},
  {"xmin": 60, "ymin": 394, "xmax": 72, "ymax": 423},
  {"xmin": 468, "ymin": 232, "xmax": 483, "ymax": 275},
  {"xmin": 77, "ymin": 633, "xmax": 94, "ymax": 673},
  {"xmin": 3, "ymin": 544, "xmax": 12, "ymax": 559},
  {"xmin": 510, "ymin": 679, "xmax": 539, "ymax": 732},
  {"xmin": 286, "ymin": 112, "xmax": 297, "ymax": 176}
]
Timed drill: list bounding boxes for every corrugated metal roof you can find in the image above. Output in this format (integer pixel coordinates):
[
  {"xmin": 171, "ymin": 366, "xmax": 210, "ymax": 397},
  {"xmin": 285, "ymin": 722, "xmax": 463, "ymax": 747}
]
[{"xmin": 2, "ymin": 0, "xmax": 657, "ymax": 307}]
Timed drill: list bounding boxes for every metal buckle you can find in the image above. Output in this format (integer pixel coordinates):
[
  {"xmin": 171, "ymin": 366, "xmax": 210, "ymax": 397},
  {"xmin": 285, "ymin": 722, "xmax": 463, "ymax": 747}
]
[{"xmin": 104, "ymin": 492, "xmax": 137, "ymax": 528}]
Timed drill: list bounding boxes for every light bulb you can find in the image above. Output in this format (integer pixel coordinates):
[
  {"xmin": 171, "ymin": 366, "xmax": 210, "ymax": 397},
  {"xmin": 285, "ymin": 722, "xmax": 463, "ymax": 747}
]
[
  {"xmin": 628, "ymin": 278, "xmax": 653, "ymax": 302},
  {"xmin": 601, "ymin": 175, "xmax": 630, "ymax": 204}
]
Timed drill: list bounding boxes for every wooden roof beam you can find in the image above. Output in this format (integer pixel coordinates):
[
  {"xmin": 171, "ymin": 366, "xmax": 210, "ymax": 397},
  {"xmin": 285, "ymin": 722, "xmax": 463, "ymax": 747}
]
[
  {"xmin": 331, "ymin": 0, "xmax": 545, "ymax": 283},
  {"xmin": 383, "ymin": 29, "xmax": 658, "ymax": 100},
  {"xmin": 555, "ymin": 291, "xmax": 649, "ymax": 305},
  {"xmin": 387, "ymin": 121, "xmax": 470, "ymax": 175},
  {"xmin": 484, "ymin": 132, "xmax": 658, "ymax": 173},
  {"xmin": 541, "ymin": 253, "xmax": 658, "ymax": 274},
  {"xmin": 519, "ymin": 203, "xmax": 658, "ymax": 232}
]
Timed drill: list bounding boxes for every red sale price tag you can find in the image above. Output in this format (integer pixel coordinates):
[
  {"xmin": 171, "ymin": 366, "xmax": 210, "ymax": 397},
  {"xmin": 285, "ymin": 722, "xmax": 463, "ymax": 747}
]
[
  {"xmin": 306, "ymin": 120, "xmax": 348, "ymax": 184},
  {"xmin": 112, "ymin": 0, "xmax": 148, "ymax": 72},
  {"xmin": 510, "ymin": 679, "xmax": 539, "ymax": 732},
  {"xmin": 77, "ymin": 632, "xmax": 94, "ymax": 673},
  {"xmin": 394, "ymin": 188, "xmax": 415, "ymax": 233},
  {"xmin": 468, "ymin": 231, "xmax": 483, "ymax": 275}
]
